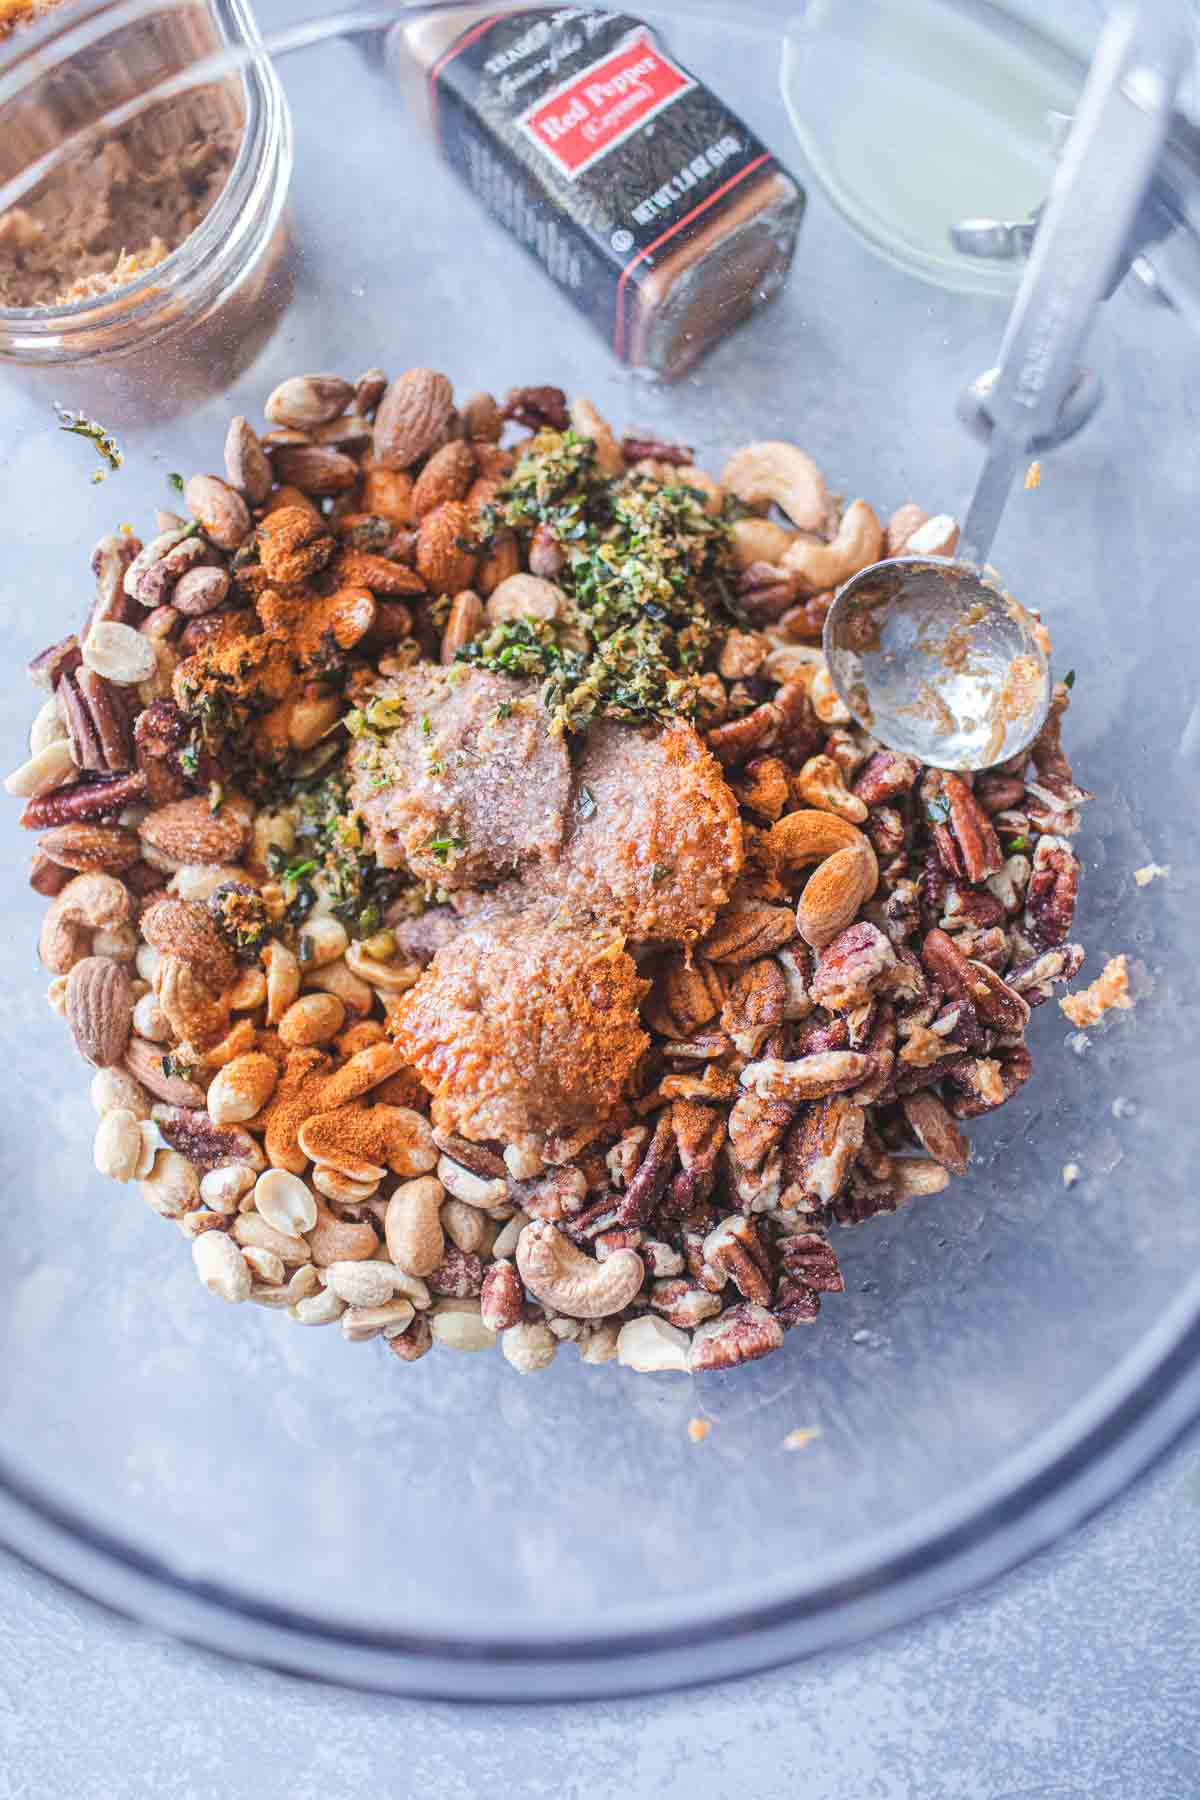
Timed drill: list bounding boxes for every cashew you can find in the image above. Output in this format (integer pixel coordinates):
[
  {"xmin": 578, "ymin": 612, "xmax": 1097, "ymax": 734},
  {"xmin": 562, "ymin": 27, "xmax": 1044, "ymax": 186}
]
[
  {"xmin": 288, "ymin": 692, "xmax": 342, "ymax": 752},
  {"xmin": 491, "ymin": 1209, "xmax": 529, "ymax": 1259},
  {"xmin": 485, "ymin": 572, "xmax": 567, "ymax": 626},
  {"xmin": 616, "ymin": 1314, "xmax": 690, "ymax": 1374},
  {"xmin": 155, "ymin": 955, "xmax": 229, "ymax": 1051},
  {"xmin": 341, "ymin": 1298, "xmax": 416, "ymax": 1343},
  {"xmin": 29, "ymin": 697, "xmax": 68, "ymax": 756},
  {"xmin": 93, "ymin": 1109, "xmax": 143, "ymax": 1182},
  {"xmin": 883, "ymin": 501, "xmax": 928, "ymax": 556},
  {"xmin": 295, "ymin": 915, "xmax": 349, "ymax": 969},
  {"xmin": 730, "ymin": 516, "xmax": 798, "ymax": 571},
  {"xmin": 502, "ymin": 1321, "xmax": 558, "ymax": 1374},
  {"xmin": 516, "ymin": 1221, "xmax": 644, "ymax": 1320},
  {"xmin": 233, "ymin": 1212, "xmax": 312, "ymax": 1264},
  {"xmin": 782, "ymin": 499, "xmax": 883, "ymax": 594},
  {"xmin": 262, "ymin": 939, "xmax": 301, "ymax": 1024},
  {"xmin": 569, "ymin": 396, "xmax": 625, "ymax": 477},
  {"xmin": 793, "ymin": 754, "xmax": 869, "ymax": 823},
  {"xmin": 810, "ymin": 663, "xmax": 851, "ymax": 726},
  {"xmin": 905, "ymin": 513, "xmax": 960, "ymax": 557},
  {"xmin": 93, "ymin": 925, "xmax": 138, "ymax": 962},
  {"xmin": 385, "ymin": 1175, "xmax": 445, "ymax": 1277},
  {"xmin": 436, "ymin": 1154, "xmax": 507, "ymax": 1209},
  {"xmin": 38, "ymin": 873, "xmax": 132, "ymax": 975},
  {"xmin": 303, "ymin": 958, "xmax": 375, "ymax": 1019},
  {"xmin": 343, "ymin": 940, "xmax": 421, "ymax": 994},
  {"xmin": 721, "ymin": 442, "xmax": 829, "ymax": 532},
  {"xmin": 4, "ymin": 738, "xmax": 76, "ymax": 800}
]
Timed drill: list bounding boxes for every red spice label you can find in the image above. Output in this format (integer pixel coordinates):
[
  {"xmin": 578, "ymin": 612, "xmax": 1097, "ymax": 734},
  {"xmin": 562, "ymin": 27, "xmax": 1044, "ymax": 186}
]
[{"xmin": 515, "ymin": 28, "xmax": 695, "ymax": 181}]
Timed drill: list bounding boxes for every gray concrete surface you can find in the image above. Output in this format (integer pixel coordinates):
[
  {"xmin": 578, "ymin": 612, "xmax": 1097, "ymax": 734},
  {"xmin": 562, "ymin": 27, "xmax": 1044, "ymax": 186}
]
[{"xmin": 0, "ymin": 1425, "xmax": 1196, "ymax": 1798}]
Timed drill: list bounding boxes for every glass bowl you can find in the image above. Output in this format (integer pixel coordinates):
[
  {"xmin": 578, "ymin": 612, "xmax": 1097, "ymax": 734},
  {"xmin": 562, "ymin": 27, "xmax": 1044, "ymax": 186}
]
[{"xmin": 0, "ymin": 0, "xmax": 1197, "ymax": 1700}]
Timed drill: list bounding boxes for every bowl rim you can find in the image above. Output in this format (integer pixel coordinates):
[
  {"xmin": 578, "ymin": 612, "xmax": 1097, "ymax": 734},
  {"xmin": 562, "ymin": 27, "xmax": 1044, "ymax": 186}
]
[{"xmin": 2, "ymin": 1269, "xmax": 1197, "ymax": 1698}]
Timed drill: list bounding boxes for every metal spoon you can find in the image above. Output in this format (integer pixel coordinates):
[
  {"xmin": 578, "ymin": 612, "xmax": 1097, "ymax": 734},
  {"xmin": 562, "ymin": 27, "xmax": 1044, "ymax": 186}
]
[{"xmin": 823, "ymin": 4, "xmax": 1191, "ymax": 771}]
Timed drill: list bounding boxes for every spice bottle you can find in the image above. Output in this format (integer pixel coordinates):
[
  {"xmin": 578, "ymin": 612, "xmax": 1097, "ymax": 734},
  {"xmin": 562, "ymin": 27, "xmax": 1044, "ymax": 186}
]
[{"xmin": 388, "ymin": 6, "xmax": 805, "ymax": 380}]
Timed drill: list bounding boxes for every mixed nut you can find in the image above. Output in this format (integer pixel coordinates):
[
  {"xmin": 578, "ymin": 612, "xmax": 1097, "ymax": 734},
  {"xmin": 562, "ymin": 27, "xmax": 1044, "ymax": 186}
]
[{"xmin": 6, "ymin": 367, "xmax": 1092, "ymax": 1377}]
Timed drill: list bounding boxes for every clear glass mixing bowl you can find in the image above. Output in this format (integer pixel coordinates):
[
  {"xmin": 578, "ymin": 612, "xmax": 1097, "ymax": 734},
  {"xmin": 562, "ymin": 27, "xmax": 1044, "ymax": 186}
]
[{"xmin": 0, "ymin": 0, "xmax": 1197, "ymax": 1700}]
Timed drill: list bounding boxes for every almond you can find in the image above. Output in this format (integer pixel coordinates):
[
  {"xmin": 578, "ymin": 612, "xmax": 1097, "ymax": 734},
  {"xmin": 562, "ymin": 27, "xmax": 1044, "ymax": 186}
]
[
  {"xmin": 416, "ymin": 500, "xmax": 478, "ymax": 594},
  {"xmin": 124, "ymin": 1035, "xmax": 207, "ymax": 1107},
  {"xmin": 140, "ymin": 897, "xmax": 238, "ymax": 992},
  {"xmin": 65, "ymin": 955, "xmax": 134, "ymax": 1067},
  {"xmin": 769, "ymin": 809, "xmax": 878, "ymax": 893},
  {"xmin": 268, "ymin": 444, "xmax": 360, "ymax": 496},
  {"xmin": 796, "ymin": 841, "xmax": 875, "ymax": 948},
  {"xmin": 373, "ymin": 368, "xmax": 455, "ymax": 470},
  {"xmin": 139, "ymin": 794, "xmax": 250, "ymax": 868},
  {"xmin": 361, "ymin": 467, "xmax": 415, "ymax": 525},
  {"xmin": 38, "ymin": 823, "xmax": 141, "ymax": 873},
  {"xmin": 411, "ymin": 440, "xmax": 477, "ymax": 517},
  {"xmin": 332, "ymin": 550, "xmax": 426, "ymax": 596}
]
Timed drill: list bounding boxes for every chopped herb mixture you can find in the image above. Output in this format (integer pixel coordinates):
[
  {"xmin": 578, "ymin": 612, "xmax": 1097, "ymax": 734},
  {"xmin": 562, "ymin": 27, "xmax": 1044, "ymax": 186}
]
[{"xmin": 459, "ymin": 428, "xmax": 740, "ymax": 732}]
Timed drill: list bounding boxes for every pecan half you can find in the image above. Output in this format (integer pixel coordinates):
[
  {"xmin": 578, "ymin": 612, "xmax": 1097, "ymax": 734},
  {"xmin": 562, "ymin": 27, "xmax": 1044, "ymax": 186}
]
[
  {"xmin": 501, "ymin": 385, "xmax": 568, "ymax": 431},
  {"xmin": 727, "ymin": 1089, "xmax": 795, "ymax": 1173},
  {"xmin": 152, "ymin": 1104, "xmax": 261, "ymax": 1172},
  {"xmin": 85, "ymin": 532, "xmax": 141, "ymax": 635},
  {"xmin": 810, "ymin": 921, "xmax": 897, "ymax": 1012},
  {"xmin": 943, "ymin": 1045, "xmax": 1032, "ymax": 1118},
  {"xmin": 852, "ymin": 1002, "xmax": 896, "ymax": 1105},
  {"xmin": 648, "ymin": 1278, "xmax": 722, "ymax": 1330},
  {"xmin": 643, "ymin": 953, "xmax": 724, "ymax": 1038},
  {"xmin": 736, "ymin": 561, "xmax": 800, "ymax": 623},
  {"xmin": 621, "ymin": 433, "xmax": 693, "ymax": 465},
  {"xmin": 721, "ymin": 958, "xmax": 787, "ymax": 1056},
  {"xmin": 974, "ymin": 772, "xmax": 1027, "ymax": 816},
  {"xmin": 919, "ymin": 928, "xmax": 1028, "ymax": 1033},
  {"xmin": 781, "ymin": 1095, "xmax": 865, "ymax": 1210},
  {"xmin": 1006, "ymin": 943, "xmax": 1085, "ymax": 1006},
  {"xmin": 19, "ymin": 771, "xmax": 146, "ymax": 830},
  {"xmin": 853, "ymin": 750, "xmax": 921, "ymax": 807},
  {"xmin": 923, "ymin": 770, "xmax": 1002, "ymax": 883},
  {"xmin": 777, "ymin": 593, "xmax": 834, "ymax": 642},
  {"xmin": 690, "ymin": 1302, "xmax": 784, "ymax": 1372},
  {"xmin": 617, "ymin": 1108, "xmax": 676, "ymax": 1228},
  {"xmin": 740, "ymin": 1051, "xmax": 870, "ymax": 1103},
  {"xmin": 703, "ymin": 1215, "xmax": 773, "ymax": 1304},
  {"xmin": 774, "ymin": 1232, "xmax": 844, "ymax": 1326},
  {"xmin": 1024, "ymin": 835, "xmax": 1081, "ymax": 947},
  {"xmin": 28, "ymin": 635, "xmax": 80, "ymax": 691},
  {"xmin": 701, "ymin": 902, "xmax": 796, "ymax": 965}
]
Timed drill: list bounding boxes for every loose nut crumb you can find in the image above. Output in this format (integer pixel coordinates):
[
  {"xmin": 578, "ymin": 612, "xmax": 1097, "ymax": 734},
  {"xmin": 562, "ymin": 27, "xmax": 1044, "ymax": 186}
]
[
  {"xmin": 1133, "ymin": 862, "xmax": 1170, "ymax": 887},
  {"xmin": 1062, "ymin": 1162, "xmax": 1081, "ymax": 1189},
  {"xmin": 783, "ymin": 1426, "xmax": 821, "ymax": 1451},
  {"xmin": 1059, "ymin": 954, "xmax": 1133, "ymax": 1028},
  {"xmin": 687, "ymin": 1417, "xmax": 711, "ymax": 1444}
]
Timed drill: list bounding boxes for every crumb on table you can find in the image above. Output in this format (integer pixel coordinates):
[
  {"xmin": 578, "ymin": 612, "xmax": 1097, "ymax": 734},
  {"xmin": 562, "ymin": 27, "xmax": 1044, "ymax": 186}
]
[
  {"xmin": 1133, "ymin": 862, "xmax": 1170, "ymax": 888},
  {"xmin": 1062, "ymin": 1161, "xmax": 1081, "ymax": 1189},
  {"xmin": 687, "ymin": 1417, "xmax": 711, "ymax": 1445},
  {"xmin": 783, "ymin": 1427, "xmax": 821, "ymax": 1452},
  {"xmin": 1059, "ymin": 953, "xmax": 1133, "ymax": 1028}
]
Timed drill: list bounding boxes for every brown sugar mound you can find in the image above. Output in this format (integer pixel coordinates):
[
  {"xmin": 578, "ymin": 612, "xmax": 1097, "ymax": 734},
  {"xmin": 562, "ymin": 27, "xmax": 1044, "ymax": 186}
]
[{"xmin": 392, "ymin": 906, "xmax": 649, "ymax": 1148}]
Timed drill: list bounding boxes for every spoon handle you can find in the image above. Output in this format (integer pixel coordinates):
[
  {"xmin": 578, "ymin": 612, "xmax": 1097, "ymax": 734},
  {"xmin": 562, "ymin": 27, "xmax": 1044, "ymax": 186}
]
[{"xmin": 960, "ymin": 2, "xmax": 1189, "ymax": 567}]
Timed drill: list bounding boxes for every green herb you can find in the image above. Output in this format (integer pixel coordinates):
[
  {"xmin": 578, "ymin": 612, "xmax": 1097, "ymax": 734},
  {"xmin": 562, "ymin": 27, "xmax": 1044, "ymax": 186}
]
[
  {"xmin": 493, "ymin": 700, "xmax": 514, "ymax": 721},
  {"xmin": 54, "ymin": 404, "xmax": 122, "ymax": 475},
  {"xmin": 1063, "ymin": 668, "xmax": 1076, "ymax": 689},
  {"xmin": 178, "ymin": 743, "xmax": 201, "ymax": 780},
  {"xmin": 208, "ymin": 780, "xmax": 223, "ymax": 815},
  {"xmin": 578, "ymin": 785, "xmax": 597, "ymax": 820},
  {"xmin": 460, "ymin": 428, "xmax": 740, "ymax": 733},
  {"xmin": 161, "ymin": 1052, "xmax": 198, "ymax": 1083},
  {"xmin": 421, "ymin": 714, "xmax": 433, "ymax": 737},
  {"xmin": 651, "ymin": 862, "xmax": 674, "ymax": 885},
  {"xmin": 357, "ymin": 899, "xmax": 382, "ymax": 938},
  {"xmin": 1005, "ymin": 834, "xmax": 1031, "ymax": 853},
  {"xmin": 425, "ymin": 831, "xmax": 466, "ymax": 867},
  {"xmin": 167, "ymin": 471, "xmax": 185, "ymax": 494},
  {"xmin": 926, "ymin": 795, "xmax": 951, "ymax": 824}
]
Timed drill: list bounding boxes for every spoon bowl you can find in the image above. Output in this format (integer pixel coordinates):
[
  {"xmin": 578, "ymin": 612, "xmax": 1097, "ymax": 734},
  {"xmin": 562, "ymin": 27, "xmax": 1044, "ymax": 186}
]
[{"xmin": 822, "ymin": 555, "xmax": 1052, "ymax": 771}]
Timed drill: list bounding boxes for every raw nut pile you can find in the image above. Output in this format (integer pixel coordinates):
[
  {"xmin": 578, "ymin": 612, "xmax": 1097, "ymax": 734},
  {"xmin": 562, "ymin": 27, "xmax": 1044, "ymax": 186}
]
[{"xmin": 5, "ymin": 366, "xmax": 1091, "ymax": 1377}]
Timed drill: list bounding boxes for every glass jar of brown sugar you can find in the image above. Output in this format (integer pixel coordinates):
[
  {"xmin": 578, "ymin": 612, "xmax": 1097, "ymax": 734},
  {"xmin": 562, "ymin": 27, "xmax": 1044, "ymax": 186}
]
[{"xmin": 0, "ymin": 0, "xmax": 294, "ymax": 419}]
